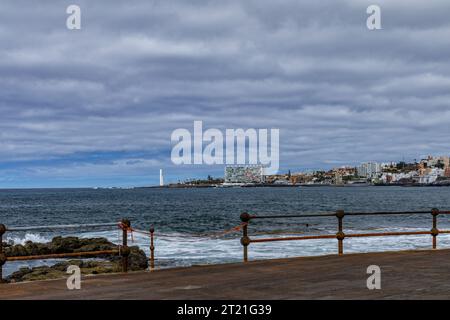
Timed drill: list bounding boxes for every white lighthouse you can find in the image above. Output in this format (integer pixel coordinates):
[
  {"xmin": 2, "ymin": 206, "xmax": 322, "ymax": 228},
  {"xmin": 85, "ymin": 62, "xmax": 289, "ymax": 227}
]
[{"xmin": 159, "ymin": 169, "xmax": 164, "ymax": 187}]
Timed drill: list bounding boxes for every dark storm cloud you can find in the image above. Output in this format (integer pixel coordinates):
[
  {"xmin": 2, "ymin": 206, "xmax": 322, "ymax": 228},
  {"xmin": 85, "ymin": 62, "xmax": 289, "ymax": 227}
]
[{"xmin": 0, "ymin": 0, "xmax": 450, "ymax": 186}]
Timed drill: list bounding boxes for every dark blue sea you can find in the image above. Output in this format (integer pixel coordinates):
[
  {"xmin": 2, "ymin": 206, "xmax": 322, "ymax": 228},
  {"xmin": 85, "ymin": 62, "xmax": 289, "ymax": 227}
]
[{"xmin": 1, "ymin": 186, "xmax": 450, "ymax": 276}]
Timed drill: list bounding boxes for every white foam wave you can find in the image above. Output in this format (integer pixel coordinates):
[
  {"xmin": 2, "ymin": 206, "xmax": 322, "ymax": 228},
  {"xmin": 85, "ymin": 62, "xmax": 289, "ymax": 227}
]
[{"xmin": 5, "ymin": 233, "xmax": 50, "ymax": 245}]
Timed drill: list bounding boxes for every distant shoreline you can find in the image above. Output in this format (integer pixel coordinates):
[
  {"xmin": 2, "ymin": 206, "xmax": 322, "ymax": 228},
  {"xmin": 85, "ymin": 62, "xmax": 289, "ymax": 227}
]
[
  {"xmin": 145, "ymin": 183, "xmax": 450, "ymax": 189},
  {"xmin": 2, "ymin": 184, "xmax": 450, "ymax": 191}
]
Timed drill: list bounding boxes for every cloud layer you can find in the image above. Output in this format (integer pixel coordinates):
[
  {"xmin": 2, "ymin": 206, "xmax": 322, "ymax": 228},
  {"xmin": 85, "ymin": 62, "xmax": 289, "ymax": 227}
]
[{"xmin": 1, "ymin": 0, "xmax": 450, "ymax": 187}]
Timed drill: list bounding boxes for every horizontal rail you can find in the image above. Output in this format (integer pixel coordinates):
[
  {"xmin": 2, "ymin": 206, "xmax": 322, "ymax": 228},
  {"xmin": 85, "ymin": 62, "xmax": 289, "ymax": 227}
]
[
  {"xmin": 240, "ymin": 208, "xmax": 450, "ymax": 263},
  {"xmin": 249, "ymin": 230, "xmax": 450, "ymax": 243},
  {"xmin": 251, "ymin": 213, "xmax": 337, "ymax": 219},
  {"xmin": 344, "ymin": 211, "xmax": 432, "ymax": 216},
  {"xmin": 5, "ymin": 249, "xmax": 119, "ymax": 261},
  {"xmin": 249, "ymin": 210, "xmax": 443, "ymax": 220},
  {"xmin": 6, "ymin": 222, "xmax": 119, "ymax": 232},
  {"xmin": 345, "ymin": 231, "xmax": 432, "ymax": 238},
  {"xmin": 250, "ymin": 234, "xmax": 336, "ymax": 243}
]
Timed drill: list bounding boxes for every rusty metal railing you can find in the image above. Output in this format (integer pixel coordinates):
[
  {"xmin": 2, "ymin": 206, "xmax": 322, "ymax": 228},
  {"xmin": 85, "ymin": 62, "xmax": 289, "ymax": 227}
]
[
  {"xmin": 239, "ymin": 208, "xmax": 450, "ymax": 262},
  {"xmin": 0, "ymin": 218, "xmax": 156, "ymax": 283}
]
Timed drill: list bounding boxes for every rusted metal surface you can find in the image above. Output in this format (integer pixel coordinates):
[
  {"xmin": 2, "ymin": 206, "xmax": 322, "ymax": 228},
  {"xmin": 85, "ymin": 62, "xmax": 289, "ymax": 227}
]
[
  {"xmin": 120, "ymin": 218, "xmax": 131, "ymax": 273},
  {"xmin": 240, "ymin": 208, "xmax": 450, "ymax": 262},
  {"xmin": 250, "ymin": 234, "xmax": 336, "ymax": 243},
  {"xmin": 6, "ymin": 250, "xmax": 119, "ymax": 261},
  {"xmin": 336, "ymin": 210, "xmax": 345, "ymax": 255},
  {"xmin": 250, "ymin": 213, "xmax": 336, "ymax": 219},
  {"xmin": 345, "ymin": 231, "xmax": 433, "ymax": 237},
  {"xmin": 249, "ymin": 210, "xmax": 437, "ymax": 219},
  {"xmin": 240, "ymin": 212, "xmax": 250, "ymax": 263},
  {"xmin": 342, "ymin": 210, "xmax": 432, "ymax": 216},
  {"xmin": 149, "ymin": 226, "xmax": 155, "ymax": 271},
  {"xmin": 248, "ymin": 231, "xmax": 443, "ymax": 242},
  {"xmin": 0, "ymin": 224, "xmax": 5, "ymax": 283},
  {"xmin": 432, "ymin": 208, "xmax": 439, "ymax": 249}
]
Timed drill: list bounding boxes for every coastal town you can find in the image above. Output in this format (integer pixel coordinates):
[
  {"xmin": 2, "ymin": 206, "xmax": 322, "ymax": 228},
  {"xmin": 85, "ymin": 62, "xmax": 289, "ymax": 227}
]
[{"xmin": 171, "ymin": 155, "xmax": 450, "ymax": 187}]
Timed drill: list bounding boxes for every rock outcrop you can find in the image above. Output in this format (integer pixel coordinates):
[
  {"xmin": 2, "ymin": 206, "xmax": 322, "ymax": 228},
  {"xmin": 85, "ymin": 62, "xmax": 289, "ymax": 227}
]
[{"xmin": 4, "ymin": 236, "xmax": 148, "ymax": 282}]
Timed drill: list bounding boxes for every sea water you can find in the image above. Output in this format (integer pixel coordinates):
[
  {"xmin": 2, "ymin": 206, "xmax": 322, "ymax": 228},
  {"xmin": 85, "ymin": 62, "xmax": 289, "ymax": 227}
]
[{"xmin": 1, "ymin": 186, "xmax": 450, "ymax": 276}]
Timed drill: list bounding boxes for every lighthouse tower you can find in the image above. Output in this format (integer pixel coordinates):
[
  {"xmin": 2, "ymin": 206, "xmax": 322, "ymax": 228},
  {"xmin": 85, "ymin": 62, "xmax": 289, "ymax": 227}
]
[{"xmin": 159, "ymin": 169, "xmax": 164, "ymax": 187}]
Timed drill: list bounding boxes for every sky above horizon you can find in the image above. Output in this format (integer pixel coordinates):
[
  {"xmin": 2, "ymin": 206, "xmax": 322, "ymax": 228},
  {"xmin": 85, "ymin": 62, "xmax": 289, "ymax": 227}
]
[{"xmin": 1, "ymin": 0, "xmax": 450, "ymax": 188}]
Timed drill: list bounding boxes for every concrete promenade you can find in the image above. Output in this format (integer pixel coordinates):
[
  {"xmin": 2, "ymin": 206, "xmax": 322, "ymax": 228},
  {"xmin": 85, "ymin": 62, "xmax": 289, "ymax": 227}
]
[{"xmin": 1, "ymin": 249, "xmax": 450, "ymax": 299}]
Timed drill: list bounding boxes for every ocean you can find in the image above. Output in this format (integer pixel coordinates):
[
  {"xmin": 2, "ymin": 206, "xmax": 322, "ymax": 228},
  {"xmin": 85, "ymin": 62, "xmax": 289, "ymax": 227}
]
[{"xmin": 1, "ymin": 186, "xmax": 450, "ymax": 276}]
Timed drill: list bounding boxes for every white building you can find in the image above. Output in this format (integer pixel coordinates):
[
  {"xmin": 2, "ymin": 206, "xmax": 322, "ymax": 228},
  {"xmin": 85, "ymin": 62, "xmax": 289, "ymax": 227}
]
[
  {"xmin": 381, "ymin": 171, "xmax": 416, "ymax": 183},
  {"xmin": 357, "ymin": 162, "xmax": 382, "ymax": 178},
  {"xmin": 419, "ymin": 168, "xmax": 444, "ymax": 184}
]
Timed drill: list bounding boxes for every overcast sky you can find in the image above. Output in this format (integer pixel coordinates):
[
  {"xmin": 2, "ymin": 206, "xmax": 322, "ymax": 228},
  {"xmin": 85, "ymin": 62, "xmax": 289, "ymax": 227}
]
[{"xmin": 1, "ymin": 0, "xmax": 450, "ymax": 187}]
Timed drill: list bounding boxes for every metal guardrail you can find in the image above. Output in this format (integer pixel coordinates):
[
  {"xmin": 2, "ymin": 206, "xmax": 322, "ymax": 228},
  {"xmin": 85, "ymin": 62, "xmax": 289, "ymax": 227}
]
[
  {"xmin": 2, "ymin": 209, "xmax": 449, "ymax": 282},
  {"xmin": 239, "ymin": 208, "xmax": 450, "ymax": 262},
  {"xmin": 0, "ymin": 219, "xmax": 156, "ymax": 283}
]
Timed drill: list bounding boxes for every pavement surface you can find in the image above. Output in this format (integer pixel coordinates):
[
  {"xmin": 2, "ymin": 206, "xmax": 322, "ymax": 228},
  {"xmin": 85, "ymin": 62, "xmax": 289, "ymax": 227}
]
[{"xmin": 1, "ymin": 249, "xmax": 450, "ymax": 299}]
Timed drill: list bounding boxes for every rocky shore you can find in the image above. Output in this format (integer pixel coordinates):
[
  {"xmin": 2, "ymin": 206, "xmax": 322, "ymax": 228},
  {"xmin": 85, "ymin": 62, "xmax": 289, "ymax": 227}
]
[{"xmin": 2, "ymin": 236, "xmax": 148, "ymax": 283}]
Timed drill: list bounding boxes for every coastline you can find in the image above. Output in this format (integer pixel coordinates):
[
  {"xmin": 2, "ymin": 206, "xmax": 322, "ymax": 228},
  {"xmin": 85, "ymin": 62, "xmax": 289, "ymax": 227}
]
[{"xmin": 145, "ymin": 183, "xmax": 450, "ymax": 189}]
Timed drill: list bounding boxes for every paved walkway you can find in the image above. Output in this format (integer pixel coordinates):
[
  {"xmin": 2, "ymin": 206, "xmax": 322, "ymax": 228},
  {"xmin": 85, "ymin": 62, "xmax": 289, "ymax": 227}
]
[{"xmin": 1, "ymin": 249, "xmax": 450, "ymax": 299}]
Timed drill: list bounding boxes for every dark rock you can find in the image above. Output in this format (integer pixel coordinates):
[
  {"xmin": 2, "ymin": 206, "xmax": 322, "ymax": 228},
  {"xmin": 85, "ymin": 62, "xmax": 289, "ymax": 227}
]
[
  {"xmin": 4, "ymin": 236, "xmax": 149, "ymax": 282},
  {"xmin": 129, "ymin": 246, "xmax": 149, "ymax": 270}
]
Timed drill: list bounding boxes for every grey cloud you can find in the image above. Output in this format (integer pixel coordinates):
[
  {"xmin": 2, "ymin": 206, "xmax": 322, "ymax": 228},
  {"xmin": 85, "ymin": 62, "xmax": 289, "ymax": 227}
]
[{"xmin": 0, "ymin": 0, "xmax": 450, "ymax": 185}]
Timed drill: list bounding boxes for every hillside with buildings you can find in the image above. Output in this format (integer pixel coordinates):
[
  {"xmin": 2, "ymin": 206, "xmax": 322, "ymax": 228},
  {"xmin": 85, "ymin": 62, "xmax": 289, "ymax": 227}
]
[
  {"xmin": 168, "ymin": 155, "xmax": 450, "ymax": 187},
  {"xmin": 263, "ymin": 156, "xmax": 450, "ymax": 187}
]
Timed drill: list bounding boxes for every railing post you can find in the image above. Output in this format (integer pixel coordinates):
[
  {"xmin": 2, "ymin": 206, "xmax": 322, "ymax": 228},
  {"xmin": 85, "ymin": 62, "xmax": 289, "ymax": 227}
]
[
  {"xmin": 121, "ymin": 218, "xmax": 130, "ymax": 273},
  {"xmin": 149, "ymin": 226, "xmax": 155, "ymax": 271},
  {"xmin": 0, "ymin": 224, "xmax": 6, "ymax": 283},
  {"xmin": 431, "ymin": 208, "xmax": 439, "ymax": 249},
  {"xmin": 336, "ymin": 210, "xmax": 345, "ymax": 255},
  {"xmin": 240, "ymin": 212, "xmax": 251, "ymax": 263}
]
